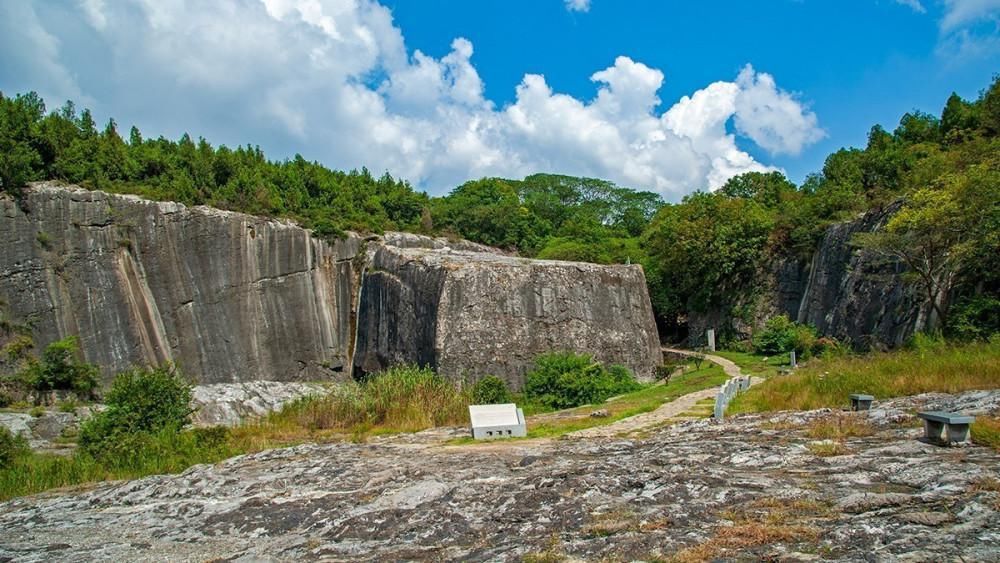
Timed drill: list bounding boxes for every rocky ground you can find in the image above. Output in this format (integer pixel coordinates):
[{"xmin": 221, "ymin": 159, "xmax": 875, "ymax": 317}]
[{"xmin": 1, "ymin": 390, "xmax": 999, "ymax": 562}]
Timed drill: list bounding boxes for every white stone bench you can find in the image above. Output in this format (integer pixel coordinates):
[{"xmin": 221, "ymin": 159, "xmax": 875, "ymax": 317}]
[
  {"xmin": 917, "ymin": 411, "xmax": 975, "ymax": 445},
  {"xmin": 469, "ymin": 403, "xmax": 526, "ymax": 440}
]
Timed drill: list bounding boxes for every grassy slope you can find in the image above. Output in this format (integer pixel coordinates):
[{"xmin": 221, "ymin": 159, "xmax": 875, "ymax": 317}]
[
  {"xmin": 522, "ymin": 363, "xmax": 726, "ymax": 438},
  {"xmin": 728, "ymin": 340, "xmax": 1000, "ymax": 414}
]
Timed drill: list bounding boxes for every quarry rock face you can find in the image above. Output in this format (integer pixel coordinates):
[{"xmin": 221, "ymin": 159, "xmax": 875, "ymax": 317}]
[
  {"xmin": 0, "ymin": 184, "xmax": 361, "ymax": 384},
  {"xmin": 690, "ymin": 202, "xmax": 924, "ymax": 349},
  {"xmin": 795, "ymin": 202, "xmax": 923, "ymax": 347},
  {"xmin": 0, "ymin": 184, "xmax": 661, "ymax": 387},
  {"xmin": 354, "ymin": 245, "xmax": 662, "ymax": 388}
]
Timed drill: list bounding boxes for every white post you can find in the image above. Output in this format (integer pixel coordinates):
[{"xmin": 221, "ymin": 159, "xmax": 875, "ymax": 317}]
[
  {"xmin": 790, "ymin": 350, "xmax": 797, "ymax": 368},
  {"xmin": 714, "ymin": 392, "xmax": 724, "ymax": 420},
  {"xmin": 706, "ymin": 329, "xmax": 716, "ymax": 352}
]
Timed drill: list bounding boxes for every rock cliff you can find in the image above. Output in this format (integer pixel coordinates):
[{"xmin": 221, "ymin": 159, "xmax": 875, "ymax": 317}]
[
  {"xmin": 1, "ymin": 184, "xmax": 362, "ymax": 384},
  {"xmin": 354, "ymin": 245, "xmax": 662, "ymax": 387},
  {"xmin": 689, "ymin": 203, "xmax": 925, "ymax": 349},
  {"xmin": 0, "ymin": 184, "xmax": 661, "ymax": 387}
]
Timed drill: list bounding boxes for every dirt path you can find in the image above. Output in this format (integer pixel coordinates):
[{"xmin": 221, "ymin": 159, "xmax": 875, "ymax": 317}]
[
  {"xmin": 662, "ymin": 347, "xmax": 744, "ymax": 378},
  {"xmin": 567, "ymin": 348, "xmax": 760, "ymax": 439}
]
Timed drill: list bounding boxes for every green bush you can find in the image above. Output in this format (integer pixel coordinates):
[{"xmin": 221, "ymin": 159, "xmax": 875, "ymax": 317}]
[
  {"xmin": 0, "ymin": 427, "xmax": 28, "ymax": 469},
  {"xmin": 18, "ymin": 336, "xmax": 99, "ymax": 398},
  {"xmin": 471, "ymin": 375, "xmax": 513, "ymax": 404},
  {"xmin": 79, "ymin": 364, "xmax": 192, "ymax": 459},
  {"xmin": 524, "ymin": 352, "xmax": 641, "ymax": 409},
  {"xmin": 753, "ymin": 315, "xmax": 819, "ymax": 358},
  {"xmin": 947, "ymin": 295, "xmax": 1000, "ymax": 341}
]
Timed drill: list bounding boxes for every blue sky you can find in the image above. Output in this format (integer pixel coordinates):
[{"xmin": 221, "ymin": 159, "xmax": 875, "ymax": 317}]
[
  {"xmin": 384, "ymin": 0, "xmax": 997, "ymax": 184},
  {"xmin": 1, "ymin": 0, "xmax": 997, "ymax": 199}
]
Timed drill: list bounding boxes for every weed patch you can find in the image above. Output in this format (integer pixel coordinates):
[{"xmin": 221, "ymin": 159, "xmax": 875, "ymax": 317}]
[
  {"xmin": 971, "ymin": 416, "xmax": 1000, "ymax": 451},
  {"xmin": 805, "ymin": 413, "xmax": 875, "ymax": 440}
]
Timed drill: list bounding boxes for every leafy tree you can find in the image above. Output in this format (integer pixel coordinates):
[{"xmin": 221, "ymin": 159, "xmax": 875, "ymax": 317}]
[{"xmin": 854, "ymin": 187, "xmax": 967, "ymax": 330}]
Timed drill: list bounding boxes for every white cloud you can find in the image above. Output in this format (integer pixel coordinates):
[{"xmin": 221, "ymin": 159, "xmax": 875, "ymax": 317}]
[
  {"xmin": 732, "ymin": 65, "xmax": 825, "ymax": 155},
  {"xmin": 0, "ymin": 0, "xmax": 825, "ymax": 199},
  {"xmin": 936, "ymin": 0, "xmax": 1000, "ymax": 61},
  {"xmin": 894, "ymin": 0, "xmax": 926, "ymax": 13},
  {"xmin": 941, "ymin": 0, "xmax": 1000, "ymax": 31},
  {"xmin": 565, "ymin": 0, "xmax": 591, "ymax": 13}
]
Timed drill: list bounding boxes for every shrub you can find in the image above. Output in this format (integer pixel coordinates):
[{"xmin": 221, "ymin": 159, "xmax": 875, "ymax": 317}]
[
  {"xmin": 655, "ymin": 362, "xmax": 680, "ymax": 382},
  {"xmin": 753, "ymin": 315, "xmax": 818, "ymax": 358},
  {"xmin": 79, "ymin": 364, "xmax": 192, "ymax": 459},
  {"xmin": 524, "ymin": 352, "xmax": 641, "ymax": 409},
  {"xmin": 471, "ymin": 375, "xmax": 512, "ymax": 404},
  {"xmin": 0, "ymin": 427, "xmax": 28, "ymax": 469},
  {"xmin": 947, "ymin": 295, "xmax": 1000, "ymax": 341},
  {"xmin": 18, "ymin": 336, "xmax": 99, "ymax": 398}
]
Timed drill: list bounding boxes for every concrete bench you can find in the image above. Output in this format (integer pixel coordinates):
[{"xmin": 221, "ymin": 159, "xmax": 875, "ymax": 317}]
[
  {"xmin": 850, "ymin": 394, "xmax": 874, "ymax": 411},
  {"xmin": 917, "ymin": 411, "xmax": 975, "ymax": 445}
]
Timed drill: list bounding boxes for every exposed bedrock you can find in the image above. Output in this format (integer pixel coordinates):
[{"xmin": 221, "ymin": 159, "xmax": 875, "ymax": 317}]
[
  {"xmin": 1, "ymin": 184, "xmax": 662, "ymax": 387},
  {"xmin": 1, "ymin": 184, "xmax": 361, "ymax": 384},
  {"xmin": 354, "ymin": 245, "xmax": 663, "ymax": 389}
]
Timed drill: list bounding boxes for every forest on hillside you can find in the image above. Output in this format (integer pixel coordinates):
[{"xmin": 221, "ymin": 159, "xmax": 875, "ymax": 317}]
[{"xmin": 1, "ymin": 76, "xmax": 998, "ymax": 343}]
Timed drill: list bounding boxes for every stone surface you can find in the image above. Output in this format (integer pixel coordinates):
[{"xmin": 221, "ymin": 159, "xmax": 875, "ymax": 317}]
[
  {"xmin": 354, "ymin": 244, "xmax": 662, "ymax": 388},
  {"xmin": 1, "ymin": 183, "xmax": 362, "ymax": 384},
  {"xmin": 0, "ymin": 410, "xmax": 81, "ymax": 451},
  {"xmin": 190, "ymin": 381, "xmax": 329, "ymax": 427},
  {"xmin": 1, "ymin": 184, "xmax": 662, "ymax": 388},
  {"xmin": 1, "ymin": 390, "xmax": 998, "ymax": 561}
]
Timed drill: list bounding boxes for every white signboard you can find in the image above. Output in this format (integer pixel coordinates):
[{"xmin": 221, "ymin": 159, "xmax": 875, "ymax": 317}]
[{"xmin": 469, "ymin": 404, "xmax": 520, "ymax": 427}]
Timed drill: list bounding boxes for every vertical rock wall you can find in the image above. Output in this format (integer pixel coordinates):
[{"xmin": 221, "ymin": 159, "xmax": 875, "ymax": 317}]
[
  {"xmin": 354, "ymin": 245, "xmax": 662, "ymax": 389},
  {"xmin": 687, "ymin": 202, "xmax": 925, "ymax": 349},
  {"xmin": 2, "ymin": 184, "xmax": 663, "ymax": 387},
  {"xmin": 1, "ymin": 184, "xmax": 361, "ymax": 384},
  {"xmin": 795, "ymin": 202, "xmax": 924, "ymax": 347}
]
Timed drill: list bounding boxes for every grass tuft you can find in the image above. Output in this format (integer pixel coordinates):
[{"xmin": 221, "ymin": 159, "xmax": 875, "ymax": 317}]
[
  {"xmin": 232, "ymin": 365, "xmax": 471, "ymax": 448},
  {"xmin": 804, "ymin": 413, "xmax": 875, "ymax": 440},
  {"xmin": 671, "ymin": 496, "xmax": 826, "ymax": 562},
  {"xmin": 971, "ymin": 416, "xmax": 1000, "ymax": 451},
  {"xmin": 807, "ymin": 441, "xmax": 851, "ymax": 457}
]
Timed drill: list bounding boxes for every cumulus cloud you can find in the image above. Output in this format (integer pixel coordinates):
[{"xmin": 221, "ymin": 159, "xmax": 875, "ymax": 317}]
[
  {"xmin": 936, "ymin": 0, "xmax": 1000, "ymax": 61},
  {"xmin": 894, "ymin": 0, "xmax": 926, "ymax": 13},
  {"xmin": 0, "ymin": 0, "xmax": 824, "ymax": 199},
  {"xmin": 941, "ymin": 0, "xmax": 1000, "ymax": 31},
  {"xmin": 565, "ymin": 0, "xmax": 591, "ymax": 13}
]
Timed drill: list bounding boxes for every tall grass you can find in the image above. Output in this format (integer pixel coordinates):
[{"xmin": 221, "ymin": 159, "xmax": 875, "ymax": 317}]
[
  {"xmin": 234, "ymin": 365, "xmax": 472, "ymax": 446},
  {"xmin": 730, "ymin": 339, "xmax": 1000, "ymax": 413},
  {"xmin": 972, "ymin": 416, "xmax": 1000, "ymax": 451},
  {"xmin": 0, "ymin": 428, "xmax": 235, "ymax": 501}
]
